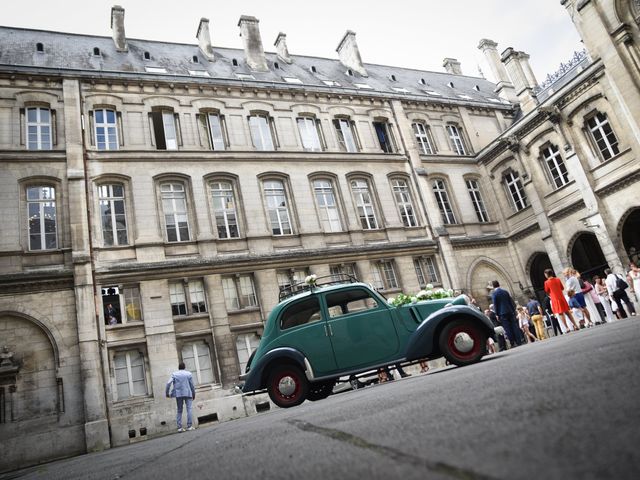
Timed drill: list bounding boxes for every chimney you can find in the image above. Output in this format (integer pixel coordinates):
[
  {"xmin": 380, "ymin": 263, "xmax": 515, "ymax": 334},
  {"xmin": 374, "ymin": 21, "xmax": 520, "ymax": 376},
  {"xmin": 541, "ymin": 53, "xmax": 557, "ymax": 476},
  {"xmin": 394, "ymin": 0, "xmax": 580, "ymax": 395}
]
[
  {"xmin": 196, "ymin": 18, "xmax": 215, "ymax": 61},
  {"xmin": 274, "ymin": 33, "xmax": 292, "ymax": 64},
  {"xmin": 501, "ymin": 47, "xmax": 538, "ymax": 113},
  {"xmin": 111, "ymin": 5, "xmax": 127, "ymax": 52},
  {"xmin": 477, "ymin": 38, "xmax": 517, "ymax": 102},
  {"xmin": 238, "ymin": 15, "xmax": 268, "ymax": 72},
  {"xmin": 336, "ymin": 31, "xmax": 367, "ymax": 76},
  {"xmin": 442, "ymin": 58, "xmax": 462, "ymax": 75}
]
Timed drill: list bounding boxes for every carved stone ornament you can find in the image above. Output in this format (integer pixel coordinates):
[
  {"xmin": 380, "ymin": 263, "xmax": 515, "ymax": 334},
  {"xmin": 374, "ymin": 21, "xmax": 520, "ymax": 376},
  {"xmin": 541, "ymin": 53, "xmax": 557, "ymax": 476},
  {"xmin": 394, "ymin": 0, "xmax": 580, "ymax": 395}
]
[
  {"xmin": 500, "ymin": 135, "xmax": 520, "ymax": 153},
  {"xmin": 539, "ymin": 105, "xmax": 562, "ymax": 124},
  {"xmin": 0, "ymin": 345, "xmax": 20, "ymax": 378}
]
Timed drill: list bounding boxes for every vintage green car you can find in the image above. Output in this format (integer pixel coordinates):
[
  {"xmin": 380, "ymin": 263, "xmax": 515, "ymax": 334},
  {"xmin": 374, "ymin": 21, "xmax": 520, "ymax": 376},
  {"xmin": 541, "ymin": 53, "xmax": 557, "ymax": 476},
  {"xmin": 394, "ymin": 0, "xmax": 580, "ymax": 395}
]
[{"xmin": 241, "ymin": 277, "xmax": 495, "ymax": 408}]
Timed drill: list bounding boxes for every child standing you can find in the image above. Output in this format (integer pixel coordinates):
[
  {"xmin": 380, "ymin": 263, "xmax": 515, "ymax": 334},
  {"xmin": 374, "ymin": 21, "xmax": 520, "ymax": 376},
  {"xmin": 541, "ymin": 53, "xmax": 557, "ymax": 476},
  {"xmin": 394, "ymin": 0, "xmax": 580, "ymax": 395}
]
[{"xmin": 517, "ymin": 306, "xmax": 537, "ymax": 343}]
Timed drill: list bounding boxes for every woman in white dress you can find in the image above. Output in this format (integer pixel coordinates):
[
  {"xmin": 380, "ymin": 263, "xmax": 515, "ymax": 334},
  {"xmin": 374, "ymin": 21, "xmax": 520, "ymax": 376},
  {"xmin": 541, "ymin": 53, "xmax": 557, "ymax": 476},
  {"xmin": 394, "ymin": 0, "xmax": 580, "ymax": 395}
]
[
  {"xmin": 594, "ymin": 275, "xmax": 615, "ymax": 322},
  {"xmin": 628, "ymin": 262, "xmax": 640, "ymax": 307}
]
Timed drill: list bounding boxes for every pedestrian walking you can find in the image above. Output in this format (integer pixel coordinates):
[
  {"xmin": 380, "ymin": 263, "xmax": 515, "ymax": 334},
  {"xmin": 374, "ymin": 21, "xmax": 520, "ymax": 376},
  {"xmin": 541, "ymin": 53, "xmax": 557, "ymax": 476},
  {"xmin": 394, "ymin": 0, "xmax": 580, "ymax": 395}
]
[
  {"xmin": 583, "ymin": 278, "xmax": 605, "ymax": 323},
  {"xmin": 491, "ymin": 280, "xmax": 523, "ymax": 347},
  {"xmin": 166, "ymin": 362, "xmax": 196, "ymax": 432},
  {"xmin": 526, "ymin": 295, "xmax": 547, "ymax": 340},
  {"xmin": 544, "ymin": 269, "xmax": 580, "ymax": 333},
  {"xmin": 563, "ymin": 268, "xmax": 593, "ymax": 326},
  {"xmin": 605, "ymin": 268, "xmax": 637, "ymax": 318},
  {"xmin": 593, "ymin": 275, "xmax": 615, "ymax": 322},
  {"xmin": 487, "ymin": 305, "xmax": 507, "ymax": 351},
  {"xmin": 628, "ymin": 262, "xmax": 640, "ymax": 304}
]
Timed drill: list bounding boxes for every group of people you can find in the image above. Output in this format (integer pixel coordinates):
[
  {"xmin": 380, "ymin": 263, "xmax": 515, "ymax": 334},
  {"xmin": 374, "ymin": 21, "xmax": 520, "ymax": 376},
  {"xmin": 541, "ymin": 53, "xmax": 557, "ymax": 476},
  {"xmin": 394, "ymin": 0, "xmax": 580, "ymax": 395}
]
[{"xmin": 486, "ymin": 262, "xmax": 639, "ymax": 350}]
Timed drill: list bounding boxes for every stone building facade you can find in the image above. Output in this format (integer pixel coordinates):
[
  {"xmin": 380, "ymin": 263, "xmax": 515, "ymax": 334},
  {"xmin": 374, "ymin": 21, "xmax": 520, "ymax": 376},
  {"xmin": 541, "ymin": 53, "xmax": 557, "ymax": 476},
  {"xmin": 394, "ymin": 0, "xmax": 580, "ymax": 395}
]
[{"xmin": 1, "ymin": 0, "xmax": 639, "ymax": 472}]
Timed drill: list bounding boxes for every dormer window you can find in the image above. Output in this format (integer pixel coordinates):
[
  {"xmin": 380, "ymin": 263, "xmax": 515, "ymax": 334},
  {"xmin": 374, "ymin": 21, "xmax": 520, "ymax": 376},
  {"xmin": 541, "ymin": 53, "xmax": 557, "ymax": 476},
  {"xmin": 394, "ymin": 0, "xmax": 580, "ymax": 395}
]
[
  {"xmin": 93, "ymin": 47, "xmax": 101, "ymax": 56},
  {"xmin": 283, "ymin": 77, "xmax": 303, "ymax": 84},
  {"xmin": 447, "ymin": 81, "xmax": 454, "ymax": 88},
  {"xmin": 274, "ymin": 62, "xmax": 280, "ymax": 69},
  {"xmin": 420, "ymin": 78, "xmax": 426, "ymax": 85},
  {"xmin": 192, "ymin": 55, "xmax": 199, "ymax": 63},
  {"xmin": 143, "ymin": 51, "xmax": 151, "ymax": 60},
  {"xmin": 390, "ymin": 74, "xmax": 397, "ymax": 82},
  {"xmin": 474, "ymin": 85, "xmax": 480, "ymax": 91},
  {"xmin": 36, "ymin": 42, "xmax": 44, "ymax": 52},
  {"xmin": 232, "ymin": 58, "xmax": 239, "ymax": 67},
  {"xmin": 310, "ymin": 66, "xmax": 317, "ymax": 73},
  {"xmin": 346, "ymin": 69, "xmax": 354, "ymax": 76}
]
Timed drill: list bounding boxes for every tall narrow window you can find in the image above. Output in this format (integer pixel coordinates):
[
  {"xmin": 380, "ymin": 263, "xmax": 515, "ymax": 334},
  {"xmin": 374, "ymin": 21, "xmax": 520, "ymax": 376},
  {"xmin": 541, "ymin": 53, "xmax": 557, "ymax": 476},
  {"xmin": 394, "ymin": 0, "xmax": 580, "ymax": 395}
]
[
  {"xmin": 249, "ymin": 114, "xmax": 275, "ymax": 151},
  {"xmin": 206, "ymin": 113, "xmax": 226, "ymax": 150},
  {"xmin": 98, "ymin": 184, "xmax": 128, "ymax": 246},
  {"xmin": 313, "ymin": 179, "xmax": 342, "ymax": 232},
  {"xmin": 412, "ymin": 122, "xmax": 435, "ymax": 155},
  {"xmin": 94, "ymin": 109, "xmax": 119, "ymax": 150},
  {"xmin": 465, "ymin": 179, "xmax": 490, "ymax": 223},
  {"xmin": 170, "ymin": 279, "xmax": 207, "ymax": 316},
  {"xmin": 330, "ymin": 263, "xmax": 357, "ymax": 281},
  {"xmin": 372, "ymin": 261, "xmax": 398, "ymax": 290},
  {"xmin": 151, "ymin": 110, "xmax": 178, "ymax": 150},
  {"xmin": 113, "ymin": 350, "xmax": 147, "ymax": 400},
  {"xmin": 432, "ymin": 179, "xmax": 457, "ymax": 224},
  {"xmin": 222, "ymin": 275, "xmax": 258, "ymax": 310},
  {"xmin": 182, "ymin": 341, "xmax": 214, "ymax": 385},
  {"xmin": 351, "ymin": 179, "xmax": 379, "ymax": 230},
  {"xmin": 264, "ymin": 180, "xmax": 292, "ymax": 235},
  {"xmin": 210, "ymin": 181, "xmax": 239, "ymax": 239},
  {"xmin": 372, "ymin": 121, "xmax": 395, "ymax": 153},
  {"xmin": 277, "ymin": 269, "xmax": 309, "ymax": 296},
  {"xmin": 504, "ymin": 171, "xmax": 528, "ymax": 212},
  {"xmin": 27, "ymin": 186, "xmax": 57, "ymax": 250},
  {"xmin": 541, "ymin": 145, "xmax": 569, "ymax": 188},
  {"xmin": 333, "ymin": 118, "xmax": 358, "ymax": 152},
  {"xmin": 26, "ymin": 107, "xmax": 52, "ymax": 150},
  {"xmin": 297, "ymin": 117, "xmax": 323, "ymax": 152},
  {"xmin": 236, "ymin": 333, "xmax": 261, "ymax": 373},
  {"xmin": 102, "ymin": 285, "xmax": 143, "ymax": 325},
  {"xmin": 446, "ymin": 124, "xmax": 467, "ymax": 155},
  {"xmin": 414, "ymin": 257, "xmax": 440, "ymax": 287},
  {"xmin": 161, "ymin": 182, "xmax": 190, "ymax": 242},
  {"xmin": 586, "ymin": 112, "xmax": 619, "ymax": 161},
  {"xmin": 391, "ymin": 178, "xmax": 417, "ymax": 227}
]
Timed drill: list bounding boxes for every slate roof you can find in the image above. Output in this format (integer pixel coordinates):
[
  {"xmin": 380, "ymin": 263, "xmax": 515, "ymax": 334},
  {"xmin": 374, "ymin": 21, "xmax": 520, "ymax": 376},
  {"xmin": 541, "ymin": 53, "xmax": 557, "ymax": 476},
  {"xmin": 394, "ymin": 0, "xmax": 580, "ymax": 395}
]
[{"xmin": 0, "ymin": 26, "xmax": 513, "ymax": 109}]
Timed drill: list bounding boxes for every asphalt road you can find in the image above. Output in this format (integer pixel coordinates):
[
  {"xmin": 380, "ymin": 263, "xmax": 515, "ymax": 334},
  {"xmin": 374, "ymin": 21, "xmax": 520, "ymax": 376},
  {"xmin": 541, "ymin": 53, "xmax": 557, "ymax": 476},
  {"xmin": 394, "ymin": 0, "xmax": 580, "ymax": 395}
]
[{"xmin": 4, "ymin": 319, "xmax": 640, "ymax": 480}]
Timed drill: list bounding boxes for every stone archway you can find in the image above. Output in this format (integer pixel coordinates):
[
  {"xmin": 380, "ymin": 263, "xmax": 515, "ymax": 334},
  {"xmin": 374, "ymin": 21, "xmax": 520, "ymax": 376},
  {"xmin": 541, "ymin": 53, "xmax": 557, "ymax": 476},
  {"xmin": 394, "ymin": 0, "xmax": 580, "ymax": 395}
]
[
  {"xmin": 467, "ymin": 258, "xmax": 513, "ymax": 310},
  {"xmin": 569, "ymin": 231, "xmax": 608, "ymax": 280},
  {"xmin": 619, "ymin": 207, "xmax": 640, "ymax": 265},
  {"xmin": 527, "ymin": 252, "xmax": 553, "ymax": 301}
]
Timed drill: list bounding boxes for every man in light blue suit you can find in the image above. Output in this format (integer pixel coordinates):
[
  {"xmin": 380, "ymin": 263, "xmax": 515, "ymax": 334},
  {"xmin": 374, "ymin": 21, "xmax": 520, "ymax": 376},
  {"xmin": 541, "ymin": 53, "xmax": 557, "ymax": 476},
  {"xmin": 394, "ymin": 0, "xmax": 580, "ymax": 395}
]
[{"xmin": 166, "ymin": 362, "xmax": 196, "ymax": 432}]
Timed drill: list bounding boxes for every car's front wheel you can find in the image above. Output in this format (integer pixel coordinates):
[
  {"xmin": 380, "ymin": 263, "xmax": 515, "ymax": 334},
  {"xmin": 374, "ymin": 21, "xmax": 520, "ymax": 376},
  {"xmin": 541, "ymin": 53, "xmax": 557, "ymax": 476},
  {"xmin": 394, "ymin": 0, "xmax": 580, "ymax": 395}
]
[
  {"xmin": 267, "ymin": 364, "xmax": 308, "ymax": 408},
  {"xmin": 439, "ymin": 319, "xmax": 487, "ymax": 366}
]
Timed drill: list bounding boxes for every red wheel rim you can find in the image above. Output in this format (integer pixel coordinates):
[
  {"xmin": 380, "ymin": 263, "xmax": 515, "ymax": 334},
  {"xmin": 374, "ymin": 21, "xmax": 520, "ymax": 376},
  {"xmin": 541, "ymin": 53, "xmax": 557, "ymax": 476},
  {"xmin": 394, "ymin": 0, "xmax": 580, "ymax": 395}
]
[
  {"xmin": 447, "ymin": 324, "xmax": 481, "ymax": 361},
  {"xmin": 271, "ymin": 369, "xmax": 301, "ymax": 404}
]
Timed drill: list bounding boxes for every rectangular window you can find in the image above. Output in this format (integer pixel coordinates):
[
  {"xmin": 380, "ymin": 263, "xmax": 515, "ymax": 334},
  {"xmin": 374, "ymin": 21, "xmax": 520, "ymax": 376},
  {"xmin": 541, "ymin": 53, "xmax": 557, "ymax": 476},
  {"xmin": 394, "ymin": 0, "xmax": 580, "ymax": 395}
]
[
  {"xmin": 351, "ymin": 179, "xmax": 378, "ymax": 230},
  {"xmin": 123, "ymin": 286, "xmax": 143, "ymax": 322},
  {"xmin": 222, "ymin": 275, "xmax": 258, "ymax": 311},
  {"xmin": 94, "ymin": 109, "xmax": 119, "ymax": 150},
  {"xmin": 26, "ymin": 107, "xmax": 52, "ymax": 150},
  {"xmin": 114, "ymin": 350, "xmax": 147, "ymax": 400},
  {"xmin": 206, "ymin": 113, "xmax": 226, "ymax": 151},
  {"xmin": 333, "ymin": 119, "xmax": 358, "ymax": 153},
  {"xmin": 541, "ymin": 145, "xmax": 569, "ymax": 188},
  {"xmin": 329, "ymin": 263, "xmax": 357, "ymax": 281},
  {"xmin": 432, "ymin": 179, "xmax": 457, "ymax": 224},
  {"xmin": 277, "ymin": 269, "xmax": 309, "ymax": 296},
  {"xmin": 372, "ymin": 261, "xmax": 398, "ymax": 290},
  {"xmin": 210, "ymin": 181, "xmax": 239, "ymax": 239},
  {"xmin": 102, "ymin": 285, "xmax": 143, "ymax": 325},
  {"xmin": 27, "ymin": 186, "xmax": 57, "ymax": 250},
  {"xmin": 372, "ymin": 121, "xmax": 395, "ymax": 153},
  {"xmin": 446, "ymin": 124, "xmax": 467, "ymax": 155},
  {"xmin": 504, "ymin": 171, "xmax": 528, "ymax": 212},
  {"xmin": 161, "ymin": 183, "xmax": 190, "ymax": 242},
  {"xmin": 391, "ymin": 179, "xmax": 417, "ymax": 227},
  {"xmin": 170, "ymin": 280, "xmax": 207, "ymax": 316},
  {"xmin": 297, "ymin": 117, "xmax": 323, "ymax": 152},
  {"xmin": 313, "ymin": 179, "xmax": 342, "ymax": 232},
  {"xmin": 587, "ymin": 112, "xmax": 619, "ymax": 161},
  {"xmin": 414, "ymin": 257, "xmax": 440, "ymax": 287},
  {"xmin": 264, "ymin": 180, "xmax": 292, "ymax": 235},
  {"xmin": 150, "ymin": 110, "xmax": 178, "ymax": 150},
  {"xmin": 98, "ymin": 183, "xmax": 128, "ymax": 246},
  {"xmin": 249, "ymin": 114, "xmax": 275, "ymax": 151},
  {"xmin": 465, "ymin": 179, "xmax": 490, "ymax": 223},
  {"xmin": 236, "ymin": 333, "xmax": 261, "ymax": 373},
  {"xmin": 412, "ymin": 122, "xmax": 435, "ymax": 155},
  {"xmin": 182, "ymin": 341, "xmax": 214, "ymax": 385}
]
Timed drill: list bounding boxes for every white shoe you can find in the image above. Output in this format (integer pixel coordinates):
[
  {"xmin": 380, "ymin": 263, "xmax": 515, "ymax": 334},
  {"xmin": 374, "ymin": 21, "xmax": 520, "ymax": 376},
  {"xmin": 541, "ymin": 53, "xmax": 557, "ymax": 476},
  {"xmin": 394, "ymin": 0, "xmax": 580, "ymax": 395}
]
[
  {"xmin": 177, "ymin": 428, "xmax": 184, "ymax": 432},
  {"xmin": 186, "ymin": 426, "xmax": 196, "ymax": 431}
]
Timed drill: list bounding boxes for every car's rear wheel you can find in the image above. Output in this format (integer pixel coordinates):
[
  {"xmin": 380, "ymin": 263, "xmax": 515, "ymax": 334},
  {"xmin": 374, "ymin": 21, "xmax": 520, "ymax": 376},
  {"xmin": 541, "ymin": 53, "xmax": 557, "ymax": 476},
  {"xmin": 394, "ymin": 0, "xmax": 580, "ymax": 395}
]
[
  {"xmin": 307, "ymin": 380, "xmax": 335, "ymax": 401},
  {"xmin": 439, "ymin": 319, "xmax": 487, "ymax": 366},
  {"xmin": 267, "ymin": 364, "xmax": 308, "ymax": 408}
]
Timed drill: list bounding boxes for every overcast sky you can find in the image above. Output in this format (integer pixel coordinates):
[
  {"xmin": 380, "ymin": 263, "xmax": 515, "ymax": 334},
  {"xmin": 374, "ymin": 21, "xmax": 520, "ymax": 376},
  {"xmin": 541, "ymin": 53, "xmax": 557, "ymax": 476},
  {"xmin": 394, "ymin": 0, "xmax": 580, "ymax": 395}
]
[{"xmin": 2, "ymin": 0, "xmax": 584, "ymax": 83}]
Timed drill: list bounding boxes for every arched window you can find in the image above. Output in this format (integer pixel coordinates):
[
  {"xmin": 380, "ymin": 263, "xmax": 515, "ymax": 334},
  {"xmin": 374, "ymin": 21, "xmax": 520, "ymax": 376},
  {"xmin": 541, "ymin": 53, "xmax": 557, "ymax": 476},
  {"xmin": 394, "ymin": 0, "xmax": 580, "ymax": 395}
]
[
  {"xmin": 585, "ymin": 111, "xmax": 619, "ymax": 161},
  {"xmin": 263, "ymin": 179, "xmax": 292, "ymax": 235},
  {"xmin": 312, "ymin": 178, "xmax": 342, "ymax": 232},
  {"xmin": 27, "ymin": 185, "xmax": 57, "ymax": 250},
  {"xmin": 541, "ymin": 144, "xmax": 569, "ymax": 188},
  {"xmin": 446, "ymin": 124, "xmax": 468, "ymax": 155},
  {"xmin": 25, "ymin": 107, "xmax": 53, "ymax": 150},
  {"xmin": 390, "ymin": 178, "xmax": 418, "ymax": 227},
  {"xmin": 93, "ymin": 47, "xmax": 101, "ymax": 56},
  {"xmin": 209, "ymin": 180, "xmax": 239, "ymax": 238},
  {"xmin": 432, "ymin": 179, "xmax": 457, "ymax": 224},
  {"xmin": 160, "ymin": 182, "xmax": 191, "ymax": 242},
  {"xmin": 350, "ymin": 178, "xmax": 379, "ymax": 230},
  {"xmin": 503, "ymin": 170, "xmax": 528, "ymax": 212},
  {"xmin": 412, "ymin": 122, "xmax": 436, "ymax": 155},
  {"xmin": 465, "ymin": 178, "xmax": 489, "ymax": 223},
  {"xmin": 92, "ymin": 108, "xmax": 120, "ymax": 150},
  {"xmin": 98, "ymin": 183, "xmax": 128, "ymax": 245}
]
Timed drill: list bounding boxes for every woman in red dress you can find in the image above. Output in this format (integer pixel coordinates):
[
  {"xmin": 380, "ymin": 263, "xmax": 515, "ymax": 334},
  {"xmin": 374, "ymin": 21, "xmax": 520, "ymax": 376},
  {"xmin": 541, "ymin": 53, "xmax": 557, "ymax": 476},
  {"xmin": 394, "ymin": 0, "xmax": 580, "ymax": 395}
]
[{"xmin": 544, "ymin": 268, "xmax": 580, "ymax": 332}]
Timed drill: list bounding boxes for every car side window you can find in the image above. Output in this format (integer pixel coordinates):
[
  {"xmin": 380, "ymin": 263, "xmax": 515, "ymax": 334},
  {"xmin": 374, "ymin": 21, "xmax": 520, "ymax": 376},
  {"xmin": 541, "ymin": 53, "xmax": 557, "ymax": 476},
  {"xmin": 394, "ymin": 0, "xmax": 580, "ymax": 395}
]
[
  {"xmin": 326, "ymin": 289, "xmax": 380, "ymax": 318},
  {"xmin": 280, "ymin": 296, "xmax": 322, "ymax": 330}
]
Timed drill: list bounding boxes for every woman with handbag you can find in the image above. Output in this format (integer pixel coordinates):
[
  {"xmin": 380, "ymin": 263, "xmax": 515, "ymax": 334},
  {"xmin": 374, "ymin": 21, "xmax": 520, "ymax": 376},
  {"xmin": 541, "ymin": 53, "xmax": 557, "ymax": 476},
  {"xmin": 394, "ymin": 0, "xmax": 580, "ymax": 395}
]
[{"xmin": 593, "ymin": 275, "xmax": 615, "ymax": 322}]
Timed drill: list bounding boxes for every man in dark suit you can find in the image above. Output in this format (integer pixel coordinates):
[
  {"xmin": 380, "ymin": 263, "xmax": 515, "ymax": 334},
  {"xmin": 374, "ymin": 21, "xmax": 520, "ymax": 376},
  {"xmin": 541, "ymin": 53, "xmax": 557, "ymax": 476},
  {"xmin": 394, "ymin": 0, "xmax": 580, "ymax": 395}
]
[{"xmin": 491, "ymin": 280, "xmax": 523, "ymax": 347}]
